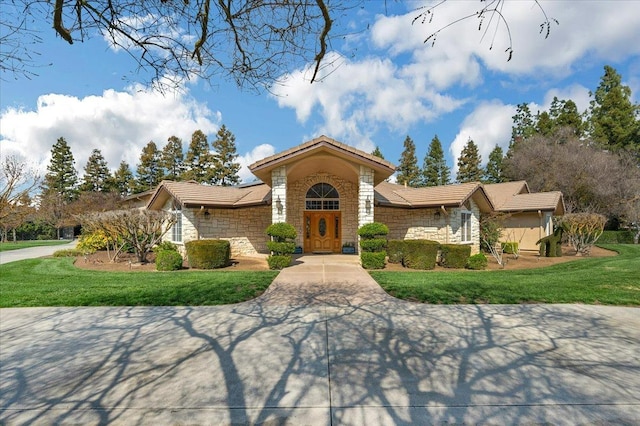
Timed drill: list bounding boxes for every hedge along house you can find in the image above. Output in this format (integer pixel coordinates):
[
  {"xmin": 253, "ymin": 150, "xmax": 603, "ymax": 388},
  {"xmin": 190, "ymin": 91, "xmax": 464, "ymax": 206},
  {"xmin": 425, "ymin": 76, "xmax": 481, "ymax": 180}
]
[{"xmin": 145, "ymin": 135, "xmax": 563, "ymax": 256}]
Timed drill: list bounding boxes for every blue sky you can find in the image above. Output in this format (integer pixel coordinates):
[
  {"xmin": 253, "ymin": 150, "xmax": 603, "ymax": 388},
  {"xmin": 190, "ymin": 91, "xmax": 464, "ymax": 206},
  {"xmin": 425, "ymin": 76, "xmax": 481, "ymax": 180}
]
[{"xmin": 1, "ymin": 0, "xmax": 639, "ymax": 184}]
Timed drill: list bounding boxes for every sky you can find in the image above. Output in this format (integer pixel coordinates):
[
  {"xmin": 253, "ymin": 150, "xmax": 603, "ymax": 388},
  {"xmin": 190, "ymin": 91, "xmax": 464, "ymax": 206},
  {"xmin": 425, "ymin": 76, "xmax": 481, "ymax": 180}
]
[{"xmin": 1, "ymin": 0, "xmax": 639, "ymax": 184}]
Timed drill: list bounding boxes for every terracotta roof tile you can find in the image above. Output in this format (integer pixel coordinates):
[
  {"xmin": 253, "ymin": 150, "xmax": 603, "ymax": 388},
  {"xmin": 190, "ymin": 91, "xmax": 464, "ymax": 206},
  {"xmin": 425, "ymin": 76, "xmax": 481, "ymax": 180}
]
[
  {"xmin": 483, "ymin": 181, "xmax": 529, "ymax": 209},
  {"xmin": 149, "ymin": 180, "xmax": 270, "ymax": 208},
  {"xmin": 375, "ymin": 181, "xmax": 484, "ymax": 207},
  {"xmin": 499, "ymin": 191, "xmax": 564, "ymax": 213}
]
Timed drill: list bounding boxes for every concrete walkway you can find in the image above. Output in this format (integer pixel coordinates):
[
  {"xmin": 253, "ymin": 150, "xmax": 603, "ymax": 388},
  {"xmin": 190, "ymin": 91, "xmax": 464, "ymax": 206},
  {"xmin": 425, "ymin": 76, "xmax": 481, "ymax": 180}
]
[
  {"xmin": 1, "ymin": 255, "xmax": 639, "ymax": 425},
  {"xmin": 0, "ymin": 240, "xmax": 77, "ymax": 265}
]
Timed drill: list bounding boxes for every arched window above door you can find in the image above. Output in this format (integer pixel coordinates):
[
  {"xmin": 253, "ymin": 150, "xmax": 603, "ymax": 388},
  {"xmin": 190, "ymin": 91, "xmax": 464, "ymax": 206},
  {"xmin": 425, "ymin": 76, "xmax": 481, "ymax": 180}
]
[{"xmin": 305, "ymin": 183, "xmax": 339, "ymax": 210}]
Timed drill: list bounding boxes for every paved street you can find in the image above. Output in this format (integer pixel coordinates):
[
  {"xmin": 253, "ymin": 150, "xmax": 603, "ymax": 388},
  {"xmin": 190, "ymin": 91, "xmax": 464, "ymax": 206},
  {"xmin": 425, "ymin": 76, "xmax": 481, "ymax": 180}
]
[
  {"xmin": 0, "ymin": 240, "xmax": 76, "ymax": 265},
  {"xmin": 1, "ymin": 255, "xmax": 639, "ymax": 425}
]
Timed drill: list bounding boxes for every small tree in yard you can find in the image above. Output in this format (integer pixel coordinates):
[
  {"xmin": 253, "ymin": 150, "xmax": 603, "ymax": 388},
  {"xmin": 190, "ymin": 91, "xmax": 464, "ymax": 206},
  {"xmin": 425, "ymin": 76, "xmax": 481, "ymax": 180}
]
[
  {"xmin": 79, "ymin": 209, "xmax": 176, "ymax": 263},
  {"xmin": 480, "ymin": 213, "xmax": 507, "ymax": 267},
  {"xmin": 560, "ymin": 213, "xmax": 607, "ymax": 256}
]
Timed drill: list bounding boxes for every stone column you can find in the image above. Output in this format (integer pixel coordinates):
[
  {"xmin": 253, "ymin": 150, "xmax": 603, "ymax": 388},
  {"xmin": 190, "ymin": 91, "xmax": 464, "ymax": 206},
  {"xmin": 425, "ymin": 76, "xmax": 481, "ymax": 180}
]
[
  {"xmin": 358, "ymin": 165, "xmax": 374, "ymax": 229},
  {"xmin": 271, "ymin": 165, "xmax": 287, "ymax": 224}
]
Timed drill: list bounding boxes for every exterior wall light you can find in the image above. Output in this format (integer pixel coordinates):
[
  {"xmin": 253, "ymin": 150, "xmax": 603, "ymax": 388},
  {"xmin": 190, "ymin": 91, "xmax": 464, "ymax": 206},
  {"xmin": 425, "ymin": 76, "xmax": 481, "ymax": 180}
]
[
  {"xmin": 365, "ymin": 196, "xmax": 371, "ymax": 214},
  {"xmin": 276, "ymin": 196, "xmax": 284, "ymax": 214}
]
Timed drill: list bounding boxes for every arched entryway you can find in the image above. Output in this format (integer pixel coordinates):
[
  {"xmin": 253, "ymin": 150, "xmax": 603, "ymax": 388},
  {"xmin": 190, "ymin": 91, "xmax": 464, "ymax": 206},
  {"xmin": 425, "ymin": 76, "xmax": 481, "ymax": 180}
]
[{"xmin": 303, "ymin": 183, "xmax": 341, "ymax": 253}]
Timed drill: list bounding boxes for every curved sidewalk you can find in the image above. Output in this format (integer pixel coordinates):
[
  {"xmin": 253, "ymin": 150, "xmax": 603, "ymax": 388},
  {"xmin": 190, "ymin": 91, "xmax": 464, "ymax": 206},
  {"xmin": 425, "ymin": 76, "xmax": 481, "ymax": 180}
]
[
  {"xmin": 1, "ymin": 254, "xmax": 639, "ymax": 425},
  {"xmin": 0, "ymin": 240, "xmax": 77, "ymax": 265}
]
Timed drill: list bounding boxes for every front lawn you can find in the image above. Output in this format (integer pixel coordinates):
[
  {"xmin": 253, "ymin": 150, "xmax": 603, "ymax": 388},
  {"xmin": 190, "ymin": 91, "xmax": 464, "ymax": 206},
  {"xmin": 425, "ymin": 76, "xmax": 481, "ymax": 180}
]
[
  {"xmin": 0, "ymin": 240, "xmax": 72, "ymax": 252},
  {"xmin": 0, "ymin": 257, "xmax": 279, "ymax": 307},
  {"xmin": 370, "ymin": 244, "xmax": 640, "ymax": 306}
]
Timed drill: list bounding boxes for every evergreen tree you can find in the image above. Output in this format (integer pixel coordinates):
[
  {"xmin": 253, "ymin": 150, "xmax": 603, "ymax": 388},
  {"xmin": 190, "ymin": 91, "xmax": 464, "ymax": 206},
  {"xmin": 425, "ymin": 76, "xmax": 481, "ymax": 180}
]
[
  {"xmin": 551, "ymin": 98, "xmax": 583, "ymax": 135},
  {"xmin": 41, "ymin": 137, "xmax": 78, "ymax": 202},
  {"xmin": 422, "ymin": 135, "xmax": 451, "ymax": 186},
  {"xmin": 210, "ymin": 125, "xmax": 241, "ymax": 186},
  {"xmin": 371, "ymin": 146, "xmax": 385, "ymax": 159},
  {"xmin": 396, "ymin": 135, "xmax": 421, "ymax": 187},
  {"xmin": 182, "ymin": 130, "xmax": 213, "ymax": 183},
  {"xmin": 80, "ymin": 149, "xmax": 112, "ymax": 192},
  {"xmin": 134, "ymin": 141, "xmax": 163, "ymax": 192},
  {"xmin": 508, "ymin": 103, "xmax": 536, "ymax": 155},
  {"xmin": 160, "ymin": 136, "xmax": 185, "ymax": 181},
  {"xmin": 588, "ymin": 65, "xmax": 640, "ymax": 153},
  {"xmin": 456, "ymin": 138, "xmax": 483, "ymax": 183},
  {"xmin": 112, "ymin": 161, "xmax": 135, "ymax": 196},
  {"xmin": 483, "ymin": 145, "xmax": 506, "ymax": 183}
]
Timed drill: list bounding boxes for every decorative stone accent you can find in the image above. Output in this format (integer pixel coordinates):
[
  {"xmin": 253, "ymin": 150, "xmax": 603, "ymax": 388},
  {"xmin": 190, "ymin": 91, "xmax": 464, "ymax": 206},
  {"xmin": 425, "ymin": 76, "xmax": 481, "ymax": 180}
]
[
  {"xmin": 271, "ymin": 165, "xmax": 287, "ymax": 224},
  {"xmin": 358, "ymin": 165, "xmax": 374, "ymax": 229}
]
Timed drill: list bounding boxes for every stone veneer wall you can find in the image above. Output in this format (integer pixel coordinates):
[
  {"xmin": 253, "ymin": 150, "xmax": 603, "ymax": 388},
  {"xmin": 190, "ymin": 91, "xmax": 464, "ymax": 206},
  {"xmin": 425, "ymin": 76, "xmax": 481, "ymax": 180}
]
[
  {"xmin": 375, "ymin": 199, "xmax": 481, "ymax": 254},
  {"xmin": 287, "ymin": 172, "xmax": 359, "ymax": 248},
  {"xmin": 358, "ymin": 166, "xmax": 374, "ymax": 228},
  {"xmin": 163, "ymin": 200, "xmax": 271, "ymax": 257}
]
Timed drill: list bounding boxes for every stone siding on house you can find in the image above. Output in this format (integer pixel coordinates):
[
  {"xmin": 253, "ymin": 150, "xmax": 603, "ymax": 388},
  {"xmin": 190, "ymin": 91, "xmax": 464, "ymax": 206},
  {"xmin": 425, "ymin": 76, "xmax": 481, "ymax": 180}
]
[
  {"xmin": 375, "ymin": 199, "xmax": 480, "ymax": 254},
  {"xmin": 165, "ymin": 201, "xmax": 271, "ymax": 257}
]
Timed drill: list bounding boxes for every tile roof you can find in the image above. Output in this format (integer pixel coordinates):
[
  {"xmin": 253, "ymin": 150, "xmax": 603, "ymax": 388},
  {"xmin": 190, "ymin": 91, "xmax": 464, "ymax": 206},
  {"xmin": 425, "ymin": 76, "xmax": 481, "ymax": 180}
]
[
  {"xmin": 483, "ymin": 181, "xmax": 529, "ymax": 209},
  {"xmin": 374, "ymin": 181, "xmax": 489, "ymax": 208},
  {"xmin": 147, "ymin": 180, "xmax": 271, "ymax": 209},
  {"xmin": 499, "ymin": 191, "xmax": 564, "ymax": 213}
]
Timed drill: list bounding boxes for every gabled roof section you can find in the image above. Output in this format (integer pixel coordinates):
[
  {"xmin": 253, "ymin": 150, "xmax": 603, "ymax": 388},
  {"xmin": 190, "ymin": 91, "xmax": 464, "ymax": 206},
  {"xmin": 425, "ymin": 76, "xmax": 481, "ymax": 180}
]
[
  {"xmin": 249, "ymin": 135, "xmax": 395, "ymax": 185},
  {"xmin": 499, "ymin": 191, "xmax": 565, "ymax": 215},
  {"xmin": 483, "ymin": 181, "xmax": 529, "ymax": 209},
  {"xmin": 375, "ymin": 181, "xmax": 494, "ymax": 212},
  {"xmin": 146, "ymin": 180, "xmax": 271, "ymax": 210}
]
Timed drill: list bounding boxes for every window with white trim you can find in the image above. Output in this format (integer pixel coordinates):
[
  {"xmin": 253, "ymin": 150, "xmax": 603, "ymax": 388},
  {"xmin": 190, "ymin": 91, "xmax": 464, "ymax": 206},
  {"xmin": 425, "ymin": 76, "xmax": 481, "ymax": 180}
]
[
  {"xmin": 461, "ymin": 211, "xmax": 472, "ymax": 243},
  {"xmin": 171, "ymin": 205, "xmax": 182, "ymax": 242}
]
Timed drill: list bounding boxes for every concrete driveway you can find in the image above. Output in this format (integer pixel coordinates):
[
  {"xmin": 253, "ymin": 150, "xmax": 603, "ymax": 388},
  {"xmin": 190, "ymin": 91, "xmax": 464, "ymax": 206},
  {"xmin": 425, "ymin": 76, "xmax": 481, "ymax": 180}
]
[
  {"xmin": 1, "ymin": 255, "xmax": 639, "ymax": 425},
  {"xmin": 0, "ymin": 240, "xmax": 77, "ymax": 265}
]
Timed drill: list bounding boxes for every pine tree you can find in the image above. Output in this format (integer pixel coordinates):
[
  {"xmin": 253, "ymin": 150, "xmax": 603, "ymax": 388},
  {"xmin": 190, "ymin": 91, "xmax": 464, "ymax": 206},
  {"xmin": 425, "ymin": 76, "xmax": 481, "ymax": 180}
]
[
  {"xmin": 182, "ymin": 130, "xmax": 213, "ymax": 183},
  {"xmin": 112, "ymin": 161, "xmax": 135, "ymax": 196},
  {"xmin": 456, "ymin": 138, "xmax": 482, "ymax": 183},
  {"xmin": 134, "ymin": 141, "xmax": 164, "ymax": 192},
  {"xmin": 41, "ymin": 137, "xmax": 78, "ymax": 202},
  {"xmin": 483, "ymin": 145, "xmax": 505, "ymax": 183},
  {"xmin": 371, "ymin": 146, "xmax": 385, "ymax": 159},
  {"xmin": 161, "ymin": 136, "xmax": 184, "ymax": 181},
  {"xmin": 422, "ymin": 135, "xmax": 451, "ymax": 186},
  {"xmin": 396, "ymin": 135, "xmax": 421, "ymax": 187},
  {"xmin": 210, "ymin": 125, "xmax": 241, "ymax": 186},
  {"xmin": 588, "ymin": 65, "xmax": 640, "ymax": 153},
  {"xmin": 80, "ymin": 149, "xmax": 112, "ymax": 192},
  {"xmin": 508, "ymin": 103, "xmax": 536, "ymax": 155}
]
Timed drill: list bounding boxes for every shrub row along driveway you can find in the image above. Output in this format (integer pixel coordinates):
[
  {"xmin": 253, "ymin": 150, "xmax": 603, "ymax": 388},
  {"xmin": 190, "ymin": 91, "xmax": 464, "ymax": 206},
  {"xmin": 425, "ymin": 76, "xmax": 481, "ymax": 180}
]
[{"xmin": 1, "ymin": 254, "xmax": 639, "ymax": 425}]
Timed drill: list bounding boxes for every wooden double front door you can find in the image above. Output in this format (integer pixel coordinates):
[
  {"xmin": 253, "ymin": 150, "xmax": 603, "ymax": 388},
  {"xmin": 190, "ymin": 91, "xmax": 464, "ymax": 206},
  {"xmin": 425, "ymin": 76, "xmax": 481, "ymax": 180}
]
[{"xmin": 303, "ymin": 211, "xmax": 341, "ymax": 253}]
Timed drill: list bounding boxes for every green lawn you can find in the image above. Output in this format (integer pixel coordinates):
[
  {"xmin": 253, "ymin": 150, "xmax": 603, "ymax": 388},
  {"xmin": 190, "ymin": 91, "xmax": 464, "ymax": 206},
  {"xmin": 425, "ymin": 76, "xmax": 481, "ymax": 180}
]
[
  {"xmin": 0, "ymin": 257, "xmax": 279, "ymax": 307},
  {"xmin": 0, "ymin": 240, "xmax": 72, "ymax": 252},
  {"xmin": 370, "ymin": 244, "xmax": 640, "ymax": 306}
]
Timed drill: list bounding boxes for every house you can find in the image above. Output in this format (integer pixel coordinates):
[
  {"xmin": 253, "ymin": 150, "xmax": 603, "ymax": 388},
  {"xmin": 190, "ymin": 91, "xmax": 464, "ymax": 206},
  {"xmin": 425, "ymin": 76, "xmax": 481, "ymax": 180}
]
[{"xmin": 144, "ymin": 135, "xmax": 564, "ymax": 256}]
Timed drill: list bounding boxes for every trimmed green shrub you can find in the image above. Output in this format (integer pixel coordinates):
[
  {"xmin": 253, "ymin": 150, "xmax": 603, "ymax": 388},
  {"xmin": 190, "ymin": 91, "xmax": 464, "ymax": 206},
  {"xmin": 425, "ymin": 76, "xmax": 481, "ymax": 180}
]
[
  {"xmin": 357, "ymin": 222, "xmax": 389, "ymax": 239},
  {"xmin": 501, "ymin": 242, "xmax": 519, "ymax": 254},
  {"xmin": 266, "ymin": 222, "xmax": 297, "ymax": 270},
  {"xmin": 154, "ymin": 241, "xmax": 178, "ymax": 252},
  {"xmin": 361, "ymin": 252, "xmax": 386, "ymax": 270},
  {"xmin": 53, "ymin": 248, "xmax": 83, "ymax": 257},
  {"xmin": 267, "ymin": 255, "xmax": 292, "ymax": 270},
  {"xmin": 386, "ymin": 240, "xmax": 405, "ymax": 264},
  {"xmin": 599, "ymin": 230, "xmax": 635, "ymax": 244},
  {"xmin": 440, "ymin": 244, "xmax": 471, "ymax": 269},
  {"xmin": 185, "ymin": 239, "xmax": 230, "ymax": 269},
  {"xmin": 266, "ymin": 241, "xmax": 296, "ymax": 255},
  {"xmin": 537, "ymin": 226, "xmax": 563, "ymax": 257},
  {"xmin": 266, "ymin": 222, "xmax": 297, "ymax": 242},
  {"xmin": 466, "ymin": 253, "xmax": 488, "ymax": 270},
  {"xmin": 156, "ymin": 250, "xmax": 183, "ymax": 271},
  {"xmin": 403, "ymin": 240, "xmax": 439, "ymax": 270},
  {"xmin": 359, "ymin": 238, "xmax": 387, "ymax": 253}
]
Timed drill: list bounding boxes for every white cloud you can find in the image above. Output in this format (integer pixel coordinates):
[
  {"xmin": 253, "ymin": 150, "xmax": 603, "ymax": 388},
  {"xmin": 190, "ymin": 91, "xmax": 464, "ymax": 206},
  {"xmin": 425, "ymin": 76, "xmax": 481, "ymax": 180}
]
[
  {"xmin": 0, "ymin": 86, "xmax": 220, "ymax": 176},
  {"xmin": 237, "ymin": 144, "xmax": 275, "ymax": 183},
  {"xmin": 450, "ymin": 101, "xmax": 515, "ymax": 175}
]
